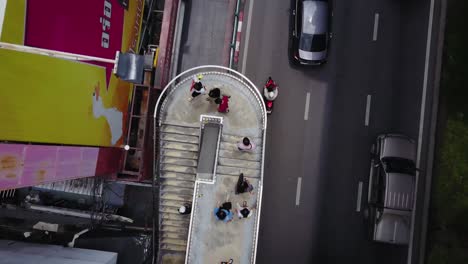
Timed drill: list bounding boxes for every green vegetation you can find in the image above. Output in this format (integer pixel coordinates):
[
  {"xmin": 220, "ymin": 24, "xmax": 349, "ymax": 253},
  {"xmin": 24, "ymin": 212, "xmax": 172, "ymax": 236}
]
[{"xmin": 427, "ymin": 1, "xmax": 468, "ymax": 263}]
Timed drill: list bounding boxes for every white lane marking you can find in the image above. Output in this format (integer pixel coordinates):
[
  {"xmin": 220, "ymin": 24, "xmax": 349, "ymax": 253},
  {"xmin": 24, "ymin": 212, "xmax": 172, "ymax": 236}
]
[
  {"xmin": 304, "ymin": 92, "xmax": 311, "ymax": 121},
  {"xmin": 356, "ymin": 181, "xmax": 363, "ymax": 212},
  {"xmin": 295, "ymin": 177, "xmax": 302, "ymax": 206},
  {"xmin": 408, "ymin": 0, "xmax": 436, "ymax": 261},
  {"xmin": 237, "ymin": 21, "xmax": 243, "ymax": 32},
  {"xmin": 241, "ymin": 0, "xmax": 255, "ymax": 74},
  {"xmin": 373, "ymin": 13, "xmax": 380, "ymax": 41},
  {"xmin": 365, "ymin": 94, "xmax": 372, "ymax": 126}
]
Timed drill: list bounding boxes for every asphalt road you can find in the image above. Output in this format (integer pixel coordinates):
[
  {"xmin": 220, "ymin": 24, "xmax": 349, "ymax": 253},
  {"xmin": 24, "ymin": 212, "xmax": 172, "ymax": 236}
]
[{"xmin": 239, "ymin": 0, "xmax": 435, "ymax": 263}]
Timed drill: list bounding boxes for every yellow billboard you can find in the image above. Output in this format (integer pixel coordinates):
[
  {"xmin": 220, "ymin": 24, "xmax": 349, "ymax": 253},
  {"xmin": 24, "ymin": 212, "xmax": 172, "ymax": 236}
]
[{"xmin": 0, "ymin": 0, "xmax": 144, "ymax": 147}]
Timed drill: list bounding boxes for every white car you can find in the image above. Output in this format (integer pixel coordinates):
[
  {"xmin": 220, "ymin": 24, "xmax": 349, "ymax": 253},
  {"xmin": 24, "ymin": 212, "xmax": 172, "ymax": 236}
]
[{"xmin": 366, "ymin": 134, "xmax": 417, "ymax": 245}]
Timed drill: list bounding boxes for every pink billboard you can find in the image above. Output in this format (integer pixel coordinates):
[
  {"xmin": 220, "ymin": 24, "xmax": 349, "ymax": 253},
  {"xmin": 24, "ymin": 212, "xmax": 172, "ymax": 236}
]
[
  {"xmin": 0, "ymin": 143, "xmax": 124, "ymax": 190},
  {"xmin": 25, "ymin": 0, "xmax": 125, "ymax": 85}
]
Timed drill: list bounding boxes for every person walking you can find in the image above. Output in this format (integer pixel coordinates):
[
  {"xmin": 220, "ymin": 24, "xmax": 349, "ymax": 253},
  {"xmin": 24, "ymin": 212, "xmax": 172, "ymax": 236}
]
[
  {"xmin": 236, "ymin": 201, "xmax": 254, "ymax": 219},
  {"xmin": 235, "ymin": 173, "xmax": 254, "ymax": 194},
  {"xmin": 237, "ymin": 137, "xmax": 256, "ymax": 152},
  {"xmin": 207, "ymin": 87, "xmax": 221, "ymax": 102},
  {"xmin": 178, "ymin": 203, "xmax": 192, "ymax": 215},
  {"xmin": 188, "ymin": 74, "xmax": 206, "ymax": 101},
  {"xmin": 216, "ymin": 95, "xmax": 230, "ymax": 113},
  {"xmin": 214, "ymin": 202, "xmax": 233, "ymax": 222}
]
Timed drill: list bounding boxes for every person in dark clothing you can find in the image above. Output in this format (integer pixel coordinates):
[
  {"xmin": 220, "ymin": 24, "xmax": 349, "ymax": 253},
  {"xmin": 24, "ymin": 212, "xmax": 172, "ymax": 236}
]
[
  {"xmin": 235, "ymin": 173, "xmax": 254, "ymax": 194},
  {"xmin": 178, "ymin": 203, "xmax": 192, "ymax": 215},
  {"xmin": 208, "ymin": 88, "xmax": 221, "ymax": 99}
]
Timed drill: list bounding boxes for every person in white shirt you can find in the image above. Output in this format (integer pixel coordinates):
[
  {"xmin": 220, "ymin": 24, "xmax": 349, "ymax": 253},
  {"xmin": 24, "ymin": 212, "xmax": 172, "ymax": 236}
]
[
  {"xmin": 178, "ymin": 203, "xmax": 191, "ymax": 215},
  {"xmin": 188, "ymin": 74, "xmax": 206, "ymax": 101},
  {"xmin": 236, "ymin": 201, "xmax": 254, "ymax": 219},
  {"xmin": 237, "ymin": 137, "xmax": 256, "ymax": 151}
]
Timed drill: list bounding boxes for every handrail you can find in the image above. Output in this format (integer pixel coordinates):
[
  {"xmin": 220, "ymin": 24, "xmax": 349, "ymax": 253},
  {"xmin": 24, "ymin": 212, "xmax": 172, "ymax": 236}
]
[{"xmin": 229, "ymin": 0, "xmax": 241, "ymax": 68}]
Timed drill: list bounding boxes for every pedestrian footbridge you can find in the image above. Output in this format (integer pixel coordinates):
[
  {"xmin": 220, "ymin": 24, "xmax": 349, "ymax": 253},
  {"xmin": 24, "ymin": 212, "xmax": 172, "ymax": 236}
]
[{"xmin": 153, "ymin": 66, "xmax": 266, "ymax": 264}]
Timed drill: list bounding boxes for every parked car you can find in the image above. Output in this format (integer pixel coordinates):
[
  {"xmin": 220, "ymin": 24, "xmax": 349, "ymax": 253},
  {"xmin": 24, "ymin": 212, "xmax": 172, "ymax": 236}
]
[
  {"xmin": 366, "ymin": 134, "xmax": 417, "ymax": 245},
  {"xmin": 289, "ymin": 0, "xmax": 331, "ymax": 65}
]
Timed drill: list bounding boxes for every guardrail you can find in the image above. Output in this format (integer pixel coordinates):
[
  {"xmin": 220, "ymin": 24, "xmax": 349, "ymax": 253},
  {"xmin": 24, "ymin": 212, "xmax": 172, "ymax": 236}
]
[{"xmin": 229, "ymin": 0, "xmax": 242, "ymax": 68}]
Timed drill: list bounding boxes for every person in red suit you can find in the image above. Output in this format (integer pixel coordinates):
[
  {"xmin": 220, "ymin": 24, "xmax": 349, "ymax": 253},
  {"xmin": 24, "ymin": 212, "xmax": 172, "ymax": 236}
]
[{"xmin": 216, "ymin": 95, "xmax": 230, "ymax": 113}]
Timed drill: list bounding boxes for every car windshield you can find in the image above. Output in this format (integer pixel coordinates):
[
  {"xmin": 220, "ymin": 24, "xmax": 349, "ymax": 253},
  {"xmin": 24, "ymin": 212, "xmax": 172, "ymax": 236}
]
[
  {"xmin": 299, "ymin": 33, "xmax": 327, "ymax": 52},
  {"xmin": 382, "ymin": 157, "xmax": 416, "ymax": 175}
]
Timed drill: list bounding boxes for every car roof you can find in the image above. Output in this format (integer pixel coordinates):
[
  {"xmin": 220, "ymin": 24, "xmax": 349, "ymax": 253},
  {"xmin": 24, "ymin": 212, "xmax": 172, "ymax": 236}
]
[
  {"xmin": 381, "ymin": 135, "xmax": 416, "ymax": 162},
  {"xmin": 302, "ymin": 0, "xmax": 328, "ymax": 35}
]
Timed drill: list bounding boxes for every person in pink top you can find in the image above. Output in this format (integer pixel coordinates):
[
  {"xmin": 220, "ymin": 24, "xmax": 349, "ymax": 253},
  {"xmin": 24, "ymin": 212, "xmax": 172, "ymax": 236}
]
[{"xmin": 237, "ymin": 137, "xmax": 256, "ymax": 152}]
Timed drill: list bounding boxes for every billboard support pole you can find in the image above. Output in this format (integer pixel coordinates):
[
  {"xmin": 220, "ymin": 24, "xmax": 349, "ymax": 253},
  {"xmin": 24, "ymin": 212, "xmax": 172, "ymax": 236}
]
[
  {"xmin": 0, "ymin": 41, "xmax": 150, "ymax": 84},
  {"xmin": 0, "ymin": 41, "xmax": 116, "ymax": 64}
]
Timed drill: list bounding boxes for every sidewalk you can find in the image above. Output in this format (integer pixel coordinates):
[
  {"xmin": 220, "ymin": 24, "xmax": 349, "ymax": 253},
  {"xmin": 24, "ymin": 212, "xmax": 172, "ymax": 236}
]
[{"xmin": 177, "ymin": 0, "xmax": 236, "ymax": 72}]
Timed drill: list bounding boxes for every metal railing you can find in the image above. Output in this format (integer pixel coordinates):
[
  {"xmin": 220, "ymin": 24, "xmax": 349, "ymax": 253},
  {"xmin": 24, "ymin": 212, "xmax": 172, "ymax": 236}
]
[
  {"xmin": 198, "ymin": 115, "xmax": 224, "ymax": 184},
  {"xmin": 229, "ymin": 0, "xmax": 242, "ymax": 68}
]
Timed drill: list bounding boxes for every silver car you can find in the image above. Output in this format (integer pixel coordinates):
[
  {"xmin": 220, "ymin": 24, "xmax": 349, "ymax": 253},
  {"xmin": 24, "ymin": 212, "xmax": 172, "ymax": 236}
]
[
  {"xmin": 290, "ymin": 0, "xmax": 331, "ymax": 65},
  {"xmin": 366, "ymin": 134, "xmax": 416, "ymax": 245}
]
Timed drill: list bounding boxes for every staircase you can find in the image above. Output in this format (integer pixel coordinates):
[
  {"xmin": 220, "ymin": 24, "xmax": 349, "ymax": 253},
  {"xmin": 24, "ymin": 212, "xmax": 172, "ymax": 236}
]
[
  {"xmin": 158, "ymin": 123, "xmax": 199, "ymax": 264},
  {"xmin": 217, "ymin": 133, "xmax": 262, "ymax": 179}
]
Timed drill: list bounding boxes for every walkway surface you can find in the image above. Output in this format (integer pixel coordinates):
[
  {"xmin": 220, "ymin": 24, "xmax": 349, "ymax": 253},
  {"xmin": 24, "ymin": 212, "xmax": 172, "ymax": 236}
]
[
  {"xmin": 178, "ymin": 0, "xmax": 234, "ymax": 71},
  {"xmin": 155, "ymin": 67, "xmax": 266, "ymax": 264}
]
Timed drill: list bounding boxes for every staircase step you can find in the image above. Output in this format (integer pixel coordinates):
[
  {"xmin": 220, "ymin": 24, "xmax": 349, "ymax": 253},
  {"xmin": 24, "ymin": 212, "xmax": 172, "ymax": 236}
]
[
  {"xmin": 220, "ymin": 141, "xmax": 261, "ymax": 154},
  {"xmin": 163, "ymin": 142, "xmax": 199, "ymax": 152},
  {"xmin": 161, "ymin": 238, "xmax": 187, "ymax": 247},
  {"xmin": 162, "ymin": 219, "xmax": 191, "ymax": 227},
  {"xmin": 223, "ymin": 128, "xmax": 263, "ymax": 139},
  {"xmin": 161, "ymin": 212, "xmax": 191, "ymax": 222},
  {"xmin": 161, "ymin": 199, "xmax": 187, "ymax": 208},
  {"xmin": 160, "ymin": 206, "xmax": 180, "ymax": 214},
  {"xmin": 161, "ymin": 125, "xmax": 199, "ymax": 136},
  {"xmin": 221, "ymin": 134, "xmax": 262, "ymax": 145},
  {"xmin": 218, "ymin": 157, "xmax": 261, "ymax": 170},
  {"xmin": 161, "ymin": 243, "xmax": 187, "ymax": 252},
  {"xmin": 160, "ymin": 205, "xmax": 192, "ymax": 214},
  {"xmin": 162, "ymin": 149, "xmax": 198, "ymax": 160},
  {"xmin": 161, "ymin": 185, "xmax": 194, "ymax": 196},
  {"xmin": 160, "ymin": 178, "xmax": 195, "ymax": 189},
  {"xmin": 159, "ymin": 250, "xmax": 186, "ymax": 264},
  {"xmin": 218, "ymin": 149, "xmax": 261, "ymax": 162},
  {"xmin": 162, "ymin": 164, "xmax": 197, "ymax": 174},
  {"xmin": 160, "ymin": 172, "xmax": 196, "ymax": 182},
  {"xmin": 160, "ymin": 231, "xmax": 188, "ymax": 240},
  {"xmin": 161, "ymin": 225, "xmax": 189, "ymax": 234},
  {"xmin": 161, "ymin": 192, "xmax": 193, "ymax": 202},
  {"xmin": 162, "ymin": 157, "xmax": 197, "ymax": 167},
  {"xmin": 216, "ymin": 166, "xmax": 260, "ymax": 178},
  {"xmin": 162, "ymin": 133, "xmax": 199, "ymax": 144}
]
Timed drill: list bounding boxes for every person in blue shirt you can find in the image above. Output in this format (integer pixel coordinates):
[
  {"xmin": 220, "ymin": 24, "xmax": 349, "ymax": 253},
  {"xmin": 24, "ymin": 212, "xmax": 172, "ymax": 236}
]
[{"xmin": 214, "ymin": 205, "xmax": 233, "ymax": 222}]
